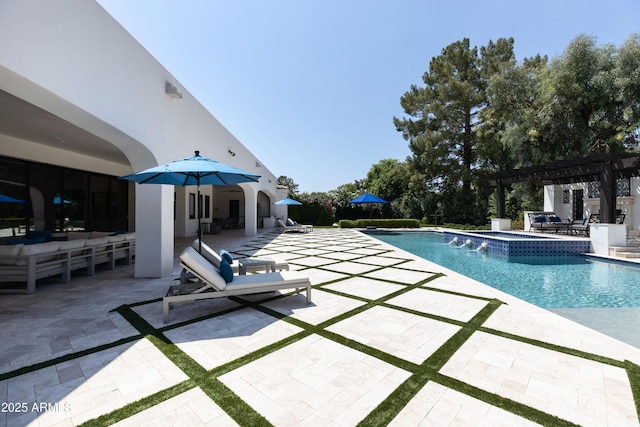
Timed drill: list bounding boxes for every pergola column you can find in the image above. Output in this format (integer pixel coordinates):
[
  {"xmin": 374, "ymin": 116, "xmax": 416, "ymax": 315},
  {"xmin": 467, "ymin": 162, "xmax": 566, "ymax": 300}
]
[
  {"xmin": 495, "ymin": 180, "xmax": 505, "ymax": 219},
  {"xmin": 599, "ymin": 161, "xmax": 616, "ymax": 224}
]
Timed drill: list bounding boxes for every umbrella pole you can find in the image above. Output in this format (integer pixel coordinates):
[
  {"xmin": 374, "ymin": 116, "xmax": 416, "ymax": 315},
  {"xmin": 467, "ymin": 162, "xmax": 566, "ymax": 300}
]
[{"xmin": 197, "ymin": 180, "xmax": 202, "ymax": 254}]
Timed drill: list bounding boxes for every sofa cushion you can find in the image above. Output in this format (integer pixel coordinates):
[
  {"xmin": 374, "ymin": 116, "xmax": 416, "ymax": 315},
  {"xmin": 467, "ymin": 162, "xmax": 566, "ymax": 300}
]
[
  {"xmin": 16, "ymin": 241, "xmax": 62, "ymax": 266},
  {"xmin": 85, "ymin": 237, "xmax": 109, "ymax": 247},
  {"xmin": 90, "ymin": 231, "xmax": 111, "ymax": 238},
  {"xmin": 0, "ymin": 244, "xmax": 23, "ymax": 265},
  {"xmin": 108, "ymin": 234, "xmax": 125, "ymax": 243},
  {"xmin": 58, "ymin": 239, "xmax": 87, "ymax": 251},
  {"xmin": 533, "ymin": 215, "xmax": 547, "ymax": 223},
  {"xmin": 19, "ymin": 241, "xmax": 61, "ymax": 256},
  {"xmin": 67, "ymin": 232, "xmax": 91, "ymax": 240},
  {"xmin": 124, "ymin": 232, "xmax": 136, "ymax": 241}
]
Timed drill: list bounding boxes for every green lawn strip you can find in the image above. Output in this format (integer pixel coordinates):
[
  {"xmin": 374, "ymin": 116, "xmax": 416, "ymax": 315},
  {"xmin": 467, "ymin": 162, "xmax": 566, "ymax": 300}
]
[
  {"xmin": 625, "ymin": 360, "xmax": 640, "ymax": 421},
  {"xmin": 106, "ymin": 304, "xmax": 274, "ymax": 426},
  {"xmin": 432, "ymin": 372, "xmax": 580, "ymax": 427},
  {"xmin": 479, "ymin": 326, "xmax": 629, "ymax": 368},
  {"xmin": 0, "ymin": 335, "xmax": 142, "ymax": 381},
  {"xmin": 358, "ymin": 300, "xmax": 505, "ymax": 425},
  {"xmin": 78, "ymin": 380, "xmax": 195, "ymax": 427}
]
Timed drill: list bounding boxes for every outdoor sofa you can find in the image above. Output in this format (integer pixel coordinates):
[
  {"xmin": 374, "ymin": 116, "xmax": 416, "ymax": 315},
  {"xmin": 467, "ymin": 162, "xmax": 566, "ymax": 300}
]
[
  {"xmin": 0, "ymin": 231, "xmax": 135, "ymax": 294},
  {"xmin": 164, "ymin": 245, "xmax": 311, "ymax": 323},
  {"xmin": 527, "ymin": 212, "xmax": 571, "ymax": 234}
]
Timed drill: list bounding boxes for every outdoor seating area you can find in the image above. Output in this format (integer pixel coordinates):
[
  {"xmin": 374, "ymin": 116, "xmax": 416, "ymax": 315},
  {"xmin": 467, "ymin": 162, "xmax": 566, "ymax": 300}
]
[
  {"xmin": 527, "ymin": 212, "xmax": 572, "ymax": 233},
  {"xmin": 1, "ymin": 228, "xmax": 639, "ymax": 426},
  {"xmin": 0, "ymin": 231, "xmax": 135, "ymax": 294},
  {"xmin": 527, "ymin": 211, "xmax": 627, "ymax": 236}
]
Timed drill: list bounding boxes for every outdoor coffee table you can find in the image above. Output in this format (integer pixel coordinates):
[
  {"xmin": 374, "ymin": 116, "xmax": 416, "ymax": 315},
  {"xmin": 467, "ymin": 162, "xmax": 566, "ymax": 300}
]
[{"xmin": 238, "ymin": 258, "xmax": 276, "ymax": 275}]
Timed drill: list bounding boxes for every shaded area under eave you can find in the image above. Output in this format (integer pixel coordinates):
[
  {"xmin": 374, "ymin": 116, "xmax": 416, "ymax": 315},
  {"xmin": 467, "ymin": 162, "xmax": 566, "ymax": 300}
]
[{"xmin": 483, "ymin": 152, "xmax": 640, "ymax": 224}]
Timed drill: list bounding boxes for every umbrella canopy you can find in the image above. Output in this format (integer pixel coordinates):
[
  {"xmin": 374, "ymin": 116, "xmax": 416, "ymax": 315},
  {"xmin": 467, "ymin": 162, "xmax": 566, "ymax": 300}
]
[
  {"xmin": 120, "ymin": 151, "xmax": 261, "ymax": 252},
  {"xmin": 120, "ymin": 151, "xmax": 260, "ymax": 186},
  {"xmin": 348, "ymin": 193, "xmax": 388, "ymax": 224},
  {"xmin": 0, "ymin": 194, "xmax": 24, "ymax": 203},
  {"xmin": 274, "ymin": 197, "xmax": 302, "ymax": 205},
  {"xmin": 348, "ymin": 193, "xmax": 388, "ymax": 205}
]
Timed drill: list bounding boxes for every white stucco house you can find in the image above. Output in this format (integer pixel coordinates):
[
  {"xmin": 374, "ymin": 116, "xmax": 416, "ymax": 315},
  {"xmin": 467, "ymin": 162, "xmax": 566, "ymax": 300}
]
[
  {"xmin": 0, "ymin": 1, "xmax": 285, "ymax": 278},
  {"xmin": 543, "ymin": 178, "xmax": 640, "ymax": 231}
]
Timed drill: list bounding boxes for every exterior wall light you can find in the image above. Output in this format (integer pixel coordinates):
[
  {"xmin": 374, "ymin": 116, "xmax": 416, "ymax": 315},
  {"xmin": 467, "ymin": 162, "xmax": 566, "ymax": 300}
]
[{"xmin": 165, "ymin": 82, "xmax": 183, "ymax": 99}]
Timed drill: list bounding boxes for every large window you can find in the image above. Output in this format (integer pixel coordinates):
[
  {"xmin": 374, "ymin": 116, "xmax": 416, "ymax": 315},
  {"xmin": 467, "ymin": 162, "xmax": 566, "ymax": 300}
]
[{"xmin": 0, "ymin": 156, "xmax": 128, "ymax": 237}]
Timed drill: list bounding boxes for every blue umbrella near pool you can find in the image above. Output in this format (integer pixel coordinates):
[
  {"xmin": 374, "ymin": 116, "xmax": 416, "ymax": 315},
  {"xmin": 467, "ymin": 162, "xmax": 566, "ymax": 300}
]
[
  {"xmin": 274, "ymin": 197, "xmax": 302, "ymax": 205},
  {"xmin": 348, "ymin": 193, "xmax": 388, "ymax": 224},
  {"xmin": 120, "ymin": 150, "xmax": 261, "ymax": 253}
]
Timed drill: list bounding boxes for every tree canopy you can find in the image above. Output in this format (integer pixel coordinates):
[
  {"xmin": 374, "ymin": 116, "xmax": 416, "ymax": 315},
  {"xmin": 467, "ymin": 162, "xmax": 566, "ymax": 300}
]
[{"xmin": 283, "ymin": 34, "xmax": 640, "ymax": 226}]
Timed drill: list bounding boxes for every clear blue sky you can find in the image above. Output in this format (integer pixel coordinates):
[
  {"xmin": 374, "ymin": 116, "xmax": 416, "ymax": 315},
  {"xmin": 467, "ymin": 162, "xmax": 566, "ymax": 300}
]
[{"xmin": 96, "ymin": 0, "xmax": 639, "ymax": 193}]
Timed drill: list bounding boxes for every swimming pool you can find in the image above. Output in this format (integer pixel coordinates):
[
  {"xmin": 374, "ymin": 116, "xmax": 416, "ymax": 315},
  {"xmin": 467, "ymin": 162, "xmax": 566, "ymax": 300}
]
[{"xmin": 369, "ymin": 231, "xmax": 640, "ymax": 309}]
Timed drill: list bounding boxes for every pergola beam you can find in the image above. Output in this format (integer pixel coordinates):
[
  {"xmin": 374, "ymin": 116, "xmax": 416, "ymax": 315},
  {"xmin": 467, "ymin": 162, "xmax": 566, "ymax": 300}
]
[{"xmin": 485, "ymin": 153, "xmax": 640, "ymax": 222}]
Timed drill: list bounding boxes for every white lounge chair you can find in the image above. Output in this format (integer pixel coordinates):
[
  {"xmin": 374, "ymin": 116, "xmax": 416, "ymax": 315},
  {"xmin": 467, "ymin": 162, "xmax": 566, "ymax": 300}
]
[
  {"xmin": 276, "ymin": 218, "xmax": 313, "ymax": 233},
  {"xmin": 164, "ymin": 246, "xmax": 311, "ymax": 323},
  {"xmin": 179, "ymin": 240, "xmax": 289, "ymax": 284}
]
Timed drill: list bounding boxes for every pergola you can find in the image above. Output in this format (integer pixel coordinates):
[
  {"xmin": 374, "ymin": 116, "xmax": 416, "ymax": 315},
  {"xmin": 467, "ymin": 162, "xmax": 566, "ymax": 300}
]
[{"xmin": 485, "ymin": 153, "xmax": 640, "ymax": 224}]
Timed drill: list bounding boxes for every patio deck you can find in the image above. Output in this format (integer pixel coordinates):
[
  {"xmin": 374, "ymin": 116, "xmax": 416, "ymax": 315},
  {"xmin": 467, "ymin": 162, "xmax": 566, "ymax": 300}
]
[{"xmin": 0, "ymin": 228, "xmax": 639, "ymax": 426}]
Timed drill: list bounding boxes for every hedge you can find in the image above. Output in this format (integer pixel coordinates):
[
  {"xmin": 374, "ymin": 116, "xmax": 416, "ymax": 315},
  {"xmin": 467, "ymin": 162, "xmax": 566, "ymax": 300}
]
[{"xmin": 338, "ymin": 219, "xmax": 421, "ymax": 228}]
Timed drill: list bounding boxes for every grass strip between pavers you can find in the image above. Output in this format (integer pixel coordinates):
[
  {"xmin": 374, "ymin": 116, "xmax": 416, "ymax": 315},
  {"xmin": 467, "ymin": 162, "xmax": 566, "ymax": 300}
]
[
  {"xmin": 80, "ymin": 304, "xmax": 274, "ymax": 426},
  {"xmin": 357, "ymin": 299, "xmax": 577, "ymax": 426},
  {"xmin": 15, "ymin": 229, "xmax": 639, "ymax": 425}
]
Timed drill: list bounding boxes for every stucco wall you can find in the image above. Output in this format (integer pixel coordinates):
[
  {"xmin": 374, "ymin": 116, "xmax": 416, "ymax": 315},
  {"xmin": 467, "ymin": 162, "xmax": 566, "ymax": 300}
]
[{"xmin": 0, "ymin": 0, "xmax": 280, "ymax": 276}]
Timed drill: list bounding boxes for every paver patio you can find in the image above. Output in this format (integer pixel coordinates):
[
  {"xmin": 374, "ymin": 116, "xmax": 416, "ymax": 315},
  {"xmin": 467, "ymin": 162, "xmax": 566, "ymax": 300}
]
[{"xmin": 0, "ymin": 228, "xmax": 639, "ymax": 426}]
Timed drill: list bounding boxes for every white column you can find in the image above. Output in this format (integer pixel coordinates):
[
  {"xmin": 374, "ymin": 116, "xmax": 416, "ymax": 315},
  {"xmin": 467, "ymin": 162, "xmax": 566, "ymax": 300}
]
[
  {"xmin": 243, "ymin": 185, "xmax": 258, "ymax": 236},
  {"xmin": 543, "ymin": 185, "xmax": 555, "ymax": 211},
  {"xmin": 134, "ymin": 185, "xmax": 175, "ymax": 277},
  {"xmin": 590, "ymin": 224, "xmax": 627, "ymax": 255},
  {"xmin": 491, "ymin": 218, "xmax": 511, "ymax": 231}
]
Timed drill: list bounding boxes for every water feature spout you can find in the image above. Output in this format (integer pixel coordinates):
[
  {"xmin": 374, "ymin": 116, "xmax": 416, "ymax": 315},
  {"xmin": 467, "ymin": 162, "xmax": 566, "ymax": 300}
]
[
  {"xmin": 459, "ymin": 239, "xmax": 472, "ymax": 248},
  {"xmin": 475, "ymin": 241, "xmax": 488, "ymax": 252},
  {"xmin": 448, "ymin": 237, "xmax": 459, "ymax": 246}
]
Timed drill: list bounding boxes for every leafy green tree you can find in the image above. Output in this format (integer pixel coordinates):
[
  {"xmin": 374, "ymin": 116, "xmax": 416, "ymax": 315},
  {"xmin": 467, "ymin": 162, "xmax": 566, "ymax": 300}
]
[
  {"xmin": 394, "ymin": 38, "xmax": 515, "ymax": 224},
  {"xmin": 277, "ymin": 176, "xmax": 299, "ymax": 193},
  {"xmin": 362, "ymin": 159, "xmax": 411, "ymax": 218},
  {"xmin": 329, "ymin": 181, "xmax": 364, "ymax": 220},
  {"xmin": 294, "ymin": 192, "xmax": 335, "ymax": 225}
]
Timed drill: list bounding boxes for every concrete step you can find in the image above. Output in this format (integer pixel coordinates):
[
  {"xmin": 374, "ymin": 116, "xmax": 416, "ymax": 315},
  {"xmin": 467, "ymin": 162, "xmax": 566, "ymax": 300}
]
[{"xmin": 609, "ymin": 245, "xmax": 640, "ymax": 258}]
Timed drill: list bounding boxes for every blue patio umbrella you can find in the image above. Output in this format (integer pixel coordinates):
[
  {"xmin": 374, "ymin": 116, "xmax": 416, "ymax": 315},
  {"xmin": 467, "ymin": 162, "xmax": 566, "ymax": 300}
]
[
  {"xmin": 120, "ymin": 151, "xmax": 261, "ymax": 252},
  {"xmin": 274, "ymin": 197, "xmax": 302, "ymax": 205},
  {"xmin": 348, "ymin": 193, "xmax": 388, "ymax": 205},
  {"xmin": 348, "ymin": 193, "xmax": 388, "ymax": 224},
  {"xmin": 0, "ymin": 194, "xmax": 24, "ymax": 203},
  {"xmin": 53, "ymin": 196, "xmax": 71, "ymax": 205}
]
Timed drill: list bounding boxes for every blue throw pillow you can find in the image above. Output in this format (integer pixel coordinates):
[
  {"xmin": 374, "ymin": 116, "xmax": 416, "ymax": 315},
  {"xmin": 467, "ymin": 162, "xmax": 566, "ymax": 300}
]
[
  {"xmin": 219, "ymin": 259, "xmax": 234, "ymax": 283},
  {"xmin": 7, "ymin": 236, "xmax": 45, "ymax": 245},
  {"xmin": 549, "ymin": 216, "xmax": 562, "ymax": 223},
  {"xmin": 220, "ymin": 249, "xmax": 233, "ymax": 264}
]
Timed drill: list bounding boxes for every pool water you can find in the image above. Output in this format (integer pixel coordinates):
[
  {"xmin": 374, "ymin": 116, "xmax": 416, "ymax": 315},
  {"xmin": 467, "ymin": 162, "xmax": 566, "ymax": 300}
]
[{"xmin": 370, "ymin": 231, "xmax": 640, "ymax": 309}]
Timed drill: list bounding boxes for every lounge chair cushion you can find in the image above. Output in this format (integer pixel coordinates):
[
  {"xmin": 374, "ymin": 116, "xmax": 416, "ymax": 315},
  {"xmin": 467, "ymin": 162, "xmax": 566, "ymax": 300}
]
[
  {"xmin": 220, "ymin": 249, "xmax": 233, "ymax": 264},
  {"xmin": 180, "ymin": 247, "xmax": 227, "ymax": 291},
  {"xmin": 191, "ymin": 240, "xmax": 221, "ymax": 269},
  {"xmin": 220, "ymin": 259, "xmax": 234, "ymax": 283}
]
